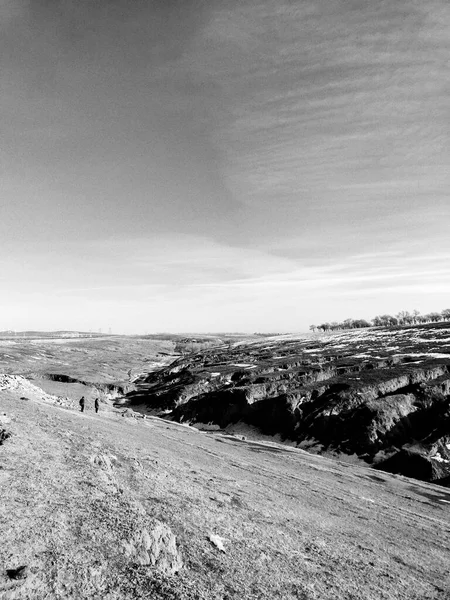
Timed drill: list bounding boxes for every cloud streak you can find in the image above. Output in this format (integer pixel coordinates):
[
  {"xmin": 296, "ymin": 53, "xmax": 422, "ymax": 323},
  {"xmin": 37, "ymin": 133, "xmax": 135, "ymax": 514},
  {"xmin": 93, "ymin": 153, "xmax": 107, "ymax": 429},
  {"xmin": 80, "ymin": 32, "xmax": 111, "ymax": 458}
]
[
  {"xmin": 177, "ymin": 0, "xmax": 450, "ymax": 247},
  {"xmin": 2, "ymin": 234, "xmax": 449, "ymax": 332}
]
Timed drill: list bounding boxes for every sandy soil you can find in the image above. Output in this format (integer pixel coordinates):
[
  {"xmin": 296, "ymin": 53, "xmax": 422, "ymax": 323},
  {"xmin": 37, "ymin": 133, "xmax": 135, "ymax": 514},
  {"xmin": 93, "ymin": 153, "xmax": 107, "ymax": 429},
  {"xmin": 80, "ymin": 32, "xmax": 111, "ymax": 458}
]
[{"xmin": 1, "ymin": 385, "xmax": 449, "ymax": 599}]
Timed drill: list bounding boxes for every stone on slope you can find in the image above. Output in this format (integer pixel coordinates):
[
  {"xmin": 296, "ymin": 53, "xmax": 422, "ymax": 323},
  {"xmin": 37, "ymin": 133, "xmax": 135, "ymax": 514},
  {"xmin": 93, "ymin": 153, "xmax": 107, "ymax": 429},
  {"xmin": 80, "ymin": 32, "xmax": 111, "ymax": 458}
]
[{"xmin": 123, "ymin": 520, "xmax": 183, "ymax": 575}]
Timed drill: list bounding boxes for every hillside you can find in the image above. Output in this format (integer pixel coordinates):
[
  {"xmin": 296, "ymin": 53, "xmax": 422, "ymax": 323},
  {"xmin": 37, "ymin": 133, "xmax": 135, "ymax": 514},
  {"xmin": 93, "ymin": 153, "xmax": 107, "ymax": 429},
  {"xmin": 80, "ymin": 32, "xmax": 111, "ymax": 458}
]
[
  {"xmin": 1, "ymin": 378, "xmax": 449, "ymax": 599},
  {"xmin": 125, "ymin": 323, "xmax": 450, "ymax": 485}
]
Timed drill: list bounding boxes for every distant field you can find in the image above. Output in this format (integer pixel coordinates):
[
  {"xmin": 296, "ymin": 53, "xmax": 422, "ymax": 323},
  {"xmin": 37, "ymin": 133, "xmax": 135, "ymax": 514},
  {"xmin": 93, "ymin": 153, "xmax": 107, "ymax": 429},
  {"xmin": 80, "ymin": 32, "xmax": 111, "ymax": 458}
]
[
  {"xmin": 0, "ymin": 332, "xmax": 268, "ymax": 383},
  {"xmin": 0, "ymin": 336, "xmax": 177, "ymax": 384}
]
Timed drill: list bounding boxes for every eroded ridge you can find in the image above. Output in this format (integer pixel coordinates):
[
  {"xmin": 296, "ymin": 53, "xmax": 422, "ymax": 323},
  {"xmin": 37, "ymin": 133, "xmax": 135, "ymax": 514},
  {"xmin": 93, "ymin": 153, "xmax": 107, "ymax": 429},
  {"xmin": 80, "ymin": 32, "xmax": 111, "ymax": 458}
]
[{"xmin": 127, "ymin": 324, "xmax": 450, "ymax": 484}]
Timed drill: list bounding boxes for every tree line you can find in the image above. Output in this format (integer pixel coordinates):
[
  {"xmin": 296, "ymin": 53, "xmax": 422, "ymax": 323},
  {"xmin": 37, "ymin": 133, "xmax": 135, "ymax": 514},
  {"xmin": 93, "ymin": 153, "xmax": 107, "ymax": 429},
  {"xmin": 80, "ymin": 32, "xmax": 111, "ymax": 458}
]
[{"xmin": 310, "ymin": 308, "xmax": 450, "ymax": 333}]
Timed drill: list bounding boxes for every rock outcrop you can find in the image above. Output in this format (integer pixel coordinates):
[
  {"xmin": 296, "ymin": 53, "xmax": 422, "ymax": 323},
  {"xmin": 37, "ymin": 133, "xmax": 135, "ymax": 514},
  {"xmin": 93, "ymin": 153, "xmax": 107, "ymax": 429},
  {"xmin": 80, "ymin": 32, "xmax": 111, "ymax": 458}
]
[
  {"xmin": 32, "ymin": 373, "xmax": 132, "ymax": 397},
  {"xmin": 123, "ymin": 521, "xmax": 183, "ymax": 575},
  {"xmin": 127, "ymin": 324, "xmax": 450, "ymax": 485},
  {"xmin": 0, "ymin": 375, "xmax": 58, "ymax": 403}
]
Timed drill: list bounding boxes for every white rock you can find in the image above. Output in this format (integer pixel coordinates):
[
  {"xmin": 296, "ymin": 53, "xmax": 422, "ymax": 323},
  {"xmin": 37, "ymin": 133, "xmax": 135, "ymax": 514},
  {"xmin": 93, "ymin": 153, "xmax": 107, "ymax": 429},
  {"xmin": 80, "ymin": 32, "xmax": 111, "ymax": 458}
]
[
  {"xmin": 125, "ymin": 520, "xmax": 183, "ymax": 574},
  {"xmin": 209, "ymin": 533, "xmax": 227, "ymax": 553}
]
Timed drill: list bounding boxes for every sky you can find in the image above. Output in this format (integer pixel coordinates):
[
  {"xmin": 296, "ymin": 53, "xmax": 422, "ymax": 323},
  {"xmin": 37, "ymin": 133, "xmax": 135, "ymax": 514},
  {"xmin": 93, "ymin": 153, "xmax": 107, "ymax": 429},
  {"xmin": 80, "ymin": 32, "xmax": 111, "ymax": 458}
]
[{"xmin": 1, "ymin": 0, "xmax": 449, "ymax": 333}]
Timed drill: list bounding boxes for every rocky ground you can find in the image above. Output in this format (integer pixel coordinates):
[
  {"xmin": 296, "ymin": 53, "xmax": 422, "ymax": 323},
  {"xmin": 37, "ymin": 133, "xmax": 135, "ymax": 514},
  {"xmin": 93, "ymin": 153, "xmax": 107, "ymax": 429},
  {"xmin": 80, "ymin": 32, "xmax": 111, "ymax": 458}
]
[
  {"xmin": 126, "ymin": 323, "xmax": 450, "ymax": 486},
  {"xmin": 1, "ymin": 376, "xmax": 449, "ymax": 599}
]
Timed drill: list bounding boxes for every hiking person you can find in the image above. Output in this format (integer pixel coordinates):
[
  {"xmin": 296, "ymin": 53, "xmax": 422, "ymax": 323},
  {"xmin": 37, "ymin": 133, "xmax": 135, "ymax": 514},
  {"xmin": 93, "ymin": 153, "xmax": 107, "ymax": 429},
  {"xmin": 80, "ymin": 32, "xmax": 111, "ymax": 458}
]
[
  {"xmin": 94, "ymin": 397, "xmax": 99, "ymax": 414},
  {"xmin": 79, "ymin": 396, "xmax": 85, "ymax": 413}
]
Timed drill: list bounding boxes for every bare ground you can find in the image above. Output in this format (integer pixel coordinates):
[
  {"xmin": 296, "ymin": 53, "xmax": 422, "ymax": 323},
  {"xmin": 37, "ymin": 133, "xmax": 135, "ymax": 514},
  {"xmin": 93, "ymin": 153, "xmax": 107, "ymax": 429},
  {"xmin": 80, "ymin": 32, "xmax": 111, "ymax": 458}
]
[{"xmin": 1, "ymin": 385, "xmax": 449, "ymax": 599}]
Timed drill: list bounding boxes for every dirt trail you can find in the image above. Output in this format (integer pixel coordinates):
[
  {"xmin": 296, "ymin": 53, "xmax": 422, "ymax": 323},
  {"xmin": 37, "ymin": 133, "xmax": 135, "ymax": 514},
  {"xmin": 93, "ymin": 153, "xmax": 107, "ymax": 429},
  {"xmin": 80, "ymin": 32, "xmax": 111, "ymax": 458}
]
[{"xmin": 1, "ymin": 388, "xmax": 449, "ymax": 599}]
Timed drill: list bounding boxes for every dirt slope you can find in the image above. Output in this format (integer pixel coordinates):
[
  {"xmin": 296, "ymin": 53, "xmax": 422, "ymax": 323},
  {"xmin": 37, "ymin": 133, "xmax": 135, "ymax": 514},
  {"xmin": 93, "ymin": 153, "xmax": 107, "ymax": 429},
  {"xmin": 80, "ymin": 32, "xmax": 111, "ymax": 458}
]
[{"xmin": 1, "ymin": 387, "xmax": 449, "ymax": 600}]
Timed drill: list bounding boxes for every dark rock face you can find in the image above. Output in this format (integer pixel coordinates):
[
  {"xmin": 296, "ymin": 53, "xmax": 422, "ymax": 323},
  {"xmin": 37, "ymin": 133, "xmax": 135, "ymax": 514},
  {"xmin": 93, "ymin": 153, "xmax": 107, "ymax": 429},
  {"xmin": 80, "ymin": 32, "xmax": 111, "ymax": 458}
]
[
  {"xmin": 0, "ymin": 429, "xmax": 11, "ymax": 445},
  {"xmin": 127, "ymin": 324, "xmax": 450, "ymax": 485},
  {"xmin": 0, "ymin": 412, "xmax": 11, "ymax": 446},
  {"xmin": 376, "ymin": 435, "xmax": 450, "ymax": 482},
  {"xmin": 6, "ymin": 566, "xmax": 28, "ymax": 580},
  {"xmin": 40, "ymin": 374, "xmax": 131, "ymax": 396}
]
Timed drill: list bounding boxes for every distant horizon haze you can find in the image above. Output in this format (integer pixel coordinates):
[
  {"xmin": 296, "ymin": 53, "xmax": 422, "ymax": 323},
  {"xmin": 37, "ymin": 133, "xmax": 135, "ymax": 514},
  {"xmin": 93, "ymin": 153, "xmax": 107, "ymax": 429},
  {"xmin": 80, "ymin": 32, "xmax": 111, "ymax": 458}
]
[
  {"xmin": 2, "ymin": 0, "xmax": 449, "ymax": 333},
  {"xmin": 3, "ymin": 306, "xmax": 450, "ymax": 337}
]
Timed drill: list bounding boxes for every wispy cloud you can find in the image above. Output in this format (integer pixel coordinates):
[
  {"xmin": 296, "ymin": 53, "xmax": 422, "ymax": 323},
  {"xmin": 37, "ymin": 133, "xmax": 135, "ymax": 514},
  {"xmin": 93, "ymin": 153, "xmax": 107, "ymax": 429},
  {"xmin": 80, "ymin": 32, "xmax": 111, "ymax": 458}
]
[
  {"xmin": 2, "ymin": 233, "xmax": 449, "ymax": 331},
  {"xmin": 180, "ymin": 0, "xmax": 449, "ymax": 240}
]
